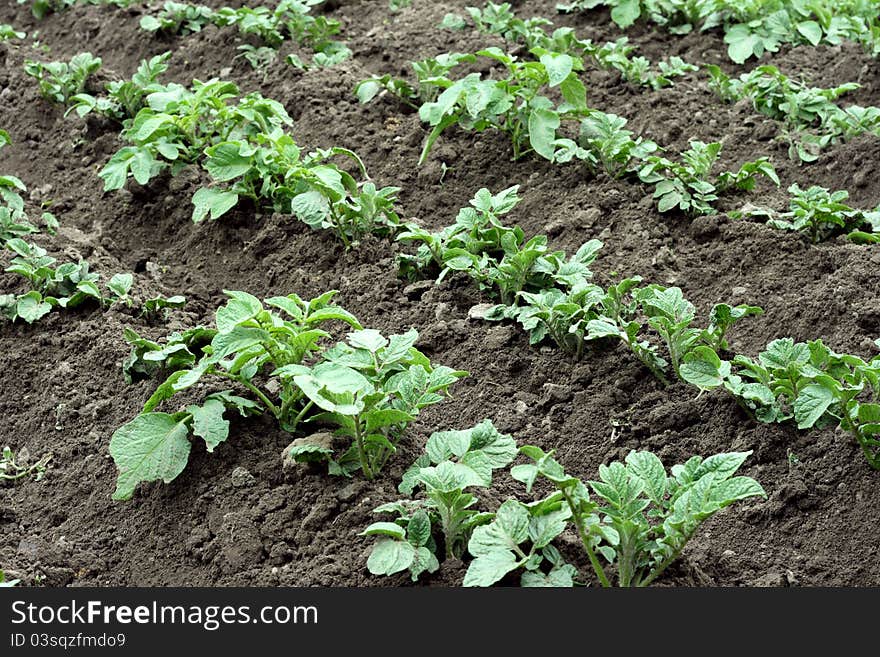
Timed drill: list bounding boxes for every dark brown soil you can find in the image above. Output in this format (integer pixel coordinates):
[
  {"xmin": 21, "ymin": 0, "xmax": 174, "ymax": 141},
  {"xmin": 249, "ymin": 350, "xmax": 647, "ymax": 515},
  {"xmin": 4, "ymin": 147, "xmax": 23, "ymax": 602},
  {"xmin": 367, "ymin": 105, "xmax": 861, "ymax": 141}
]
[{"xmin": 1, "ymin": 0, "xmax": 879, "ymax": 587}]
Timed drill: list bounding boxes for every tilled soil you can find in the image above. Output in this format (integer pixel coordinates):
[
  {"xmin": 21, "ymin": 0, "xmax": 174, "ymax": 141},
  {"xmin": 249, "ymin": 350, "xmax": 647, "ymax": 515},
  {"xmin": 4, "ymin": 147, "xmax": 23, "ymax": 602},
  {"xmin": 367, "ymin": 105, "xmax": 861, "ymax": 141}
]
[{"xmin": 1, "ymin": 0, "xmax": 879, "ymax": 587}]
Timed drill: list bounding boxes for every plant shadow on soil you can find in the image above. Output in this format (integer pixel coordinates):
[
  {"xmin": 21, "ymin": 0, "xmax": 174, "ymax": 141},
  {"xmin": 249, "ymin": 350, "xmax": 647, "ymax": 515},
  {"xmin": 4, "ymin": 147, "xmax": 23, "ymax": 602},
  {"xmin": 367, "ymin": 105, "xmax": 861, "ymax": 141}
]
[{"xmin": 0, "ymin": 0, "xmax": 878, "ymax": 586}]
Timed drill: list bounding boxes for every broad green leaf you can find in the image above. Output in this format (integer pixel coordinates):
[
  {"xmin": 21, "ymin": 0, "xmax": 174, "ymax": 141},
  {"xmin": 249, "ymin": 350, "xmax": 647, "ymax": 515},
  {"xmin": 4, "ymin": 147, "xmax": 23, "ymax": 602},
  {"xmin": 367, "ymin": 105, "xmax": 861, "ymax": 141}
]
[
  {"xmin": 366, "ymin": 539, "xmax": 415, "ymax": 576},
  {"xmin": 216, "ymin": 292, "xmax": 263, "ymax": 332},
  {"xmin": 680, "ymin": 346, "xmax": 728, "ymax": 390},
  {"xmin": 539, "ymin": 53, "xmax": 574, "ymax": 87},
  {"xmin": 408, "ymin": 510, "xmax": 432, "ymax": 548},
  {"xmin": 16, "ymin": 292, "xmax": 51, "ymax": 323},
  {"xmin": 187, "ymin": 398, "xmax": 229, "ymax": 452},
  {"xmin": 348, "ymin": 328, "xmax": 388, "ymax": 352},
  {"xmin": 192, "ymin": 187, "xmax": 238, "ymax": 223},
  {"xmin": 796, "ymin": 21, "xmax": 823, "ymax": 46},
  {"xmin": 108, "ymin": 272, "xmax": 134, "ymax": 298},
  {"xmin": 205, "ymin": 142, "xmax": 252, "ymax": 181},
  {"xmin": 793, "ymin": 384, "xmax": 835, "ymax": 429},
  {"xmin": 610, "ymin": 0, "xmax": 640, "ymax": 28},
  {"xmin": 462, "ymin": 551, "xmax": 519, "ymax": 587},
  {"xmin": 528, "ymin": 108, "xmax": 560, "ymax": 161},
  {"xmin": 468, "ymin": 500, "xmax": 529, "ymax": 557},
  {"xmin": 291, "ymin": 190, "xmax": 329, "ymax": 228},
  {"xmin": 109, "ymin": 413, "xmax": 192, "ymax": 501},
  {"xmin": 625, "ymin": 451, "xmax": 667, "ymax": 506}
]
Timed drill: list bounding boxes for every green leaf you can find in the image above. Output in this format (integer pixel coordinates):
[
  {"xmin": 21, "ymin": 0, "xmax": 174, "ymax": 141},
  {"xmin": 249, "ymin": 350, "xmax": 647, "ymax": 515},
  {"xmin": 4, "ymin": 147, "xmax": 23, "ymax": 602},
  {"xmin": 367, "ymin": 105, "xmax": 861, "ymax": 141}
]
[
  {"xmin": 16, "ymin": 292, "xmax": 51, "ymax": 323},
  {"xmin": 468, "ymin": 500, "xmax": 529, "ymax": 557},
  {"xmin": 680, "ymin": 346, "xmax": 728, "ymax": 390},
  {"xmin": 216, "ymin": 292, "xmax": 263, "ymax": 332},
  {"xmin": 793, "ymin": 384, "xmax": 835, "ymax": 429},
  {"xmin": 610, "ymin": 0, "xmax": 641, "ymax": 28},
  {"xmin": 348, "ymin": 328, "xmax": 388, "ymax": 352},
  {"xmin": 361, "ymin": 522, "xmax": 406, "ymax": 540},
  {"xmin": 407, "ymin": 510, "xmax": 432, "ymax": 548},
  {"xmin": 109, "ymin": 413, "xmax": 192, "ymax": 501},
  {"xmin": 528, "ymin": 108, "xmax": 560, "ymax": 161},
  {"xmin": 205, "ymin": 142, "xmax": 253, "ymax": 181},
  {"xmin": 291, "ymin": 190, "xmax": 329, "ymax": 228},
  {"xmin": 108, "ymin": 272, "xmax": 134, "ymax": 298},
  {"xmin": 539, "ymin": 53, "xmax": 574, "ymax": 87},
  {"xmin": 463, "ymin": 551, "xmax": 519, "ymax": 587},
  {"xmin": 625, "ymin": 451, "xmax": 667, "ymax": 506},
  {"xmin": 366, "ymin": 539, "xmax": 416, "ymax": 576},
  {"xmin": 187, "ymin": 398, "xmax": 229, "ymax": 452},
  {"xmin": 192, "ymin": 187, "xmax": 239, "ymax": 223},
  {"xmin": 796, "ymin": 21, "xmax": 823, "ymax": 46}
]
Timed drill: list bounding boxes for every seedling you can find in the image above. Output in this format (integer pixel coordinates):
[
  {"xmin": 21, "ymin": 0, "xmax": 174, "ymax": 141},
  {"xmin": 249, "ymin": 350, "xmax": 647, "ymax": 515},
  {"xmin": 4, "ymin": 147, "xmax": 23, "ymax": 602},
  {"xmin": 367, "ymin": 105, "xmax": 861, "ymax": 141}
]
[
  {"xmin": 1, "ymin": 239, "xmax": 134, "ymax": 323},
  {"xmin": 142, "ymin": 294, "xmax": 187, "ymax": 319},
  {"xmin": 0, "ymin": 446, "xmax": 51, "ymax": 482},
  {"xmin": 474, "ymin": 445, "xmax": 767, "ymax": 587},
  {"xmin": 111, "ymin": 290, "xmax": 465, "ymax": 499},
  {"xmin": 24, "ymin": 53, "xmax": 102, "ymax": 105},
  {"xmin": 0, "ymin": 570, "xmax": 19, "ymax": 587},
  {"xmin": 362, "ymin": 420, "xmax": 516, "ymax": 580},
  {"xmin": 733, "ymin": 184, "xmax": 879, "ymax": 244},
  {"xmin": 0, "ymin": 25, "xmax": 25, "ymax": 41}
]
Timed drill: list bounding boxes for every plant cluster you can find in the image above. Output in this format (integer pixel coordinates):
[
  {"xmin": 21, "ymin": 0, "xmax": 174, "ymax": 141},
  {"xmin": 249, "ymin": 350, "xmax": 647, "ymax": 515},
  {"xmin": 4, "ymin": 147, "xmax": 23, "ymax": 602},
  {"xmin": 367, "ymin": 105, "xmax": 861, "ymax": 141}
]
[
  {"xmin": 18, "ymin": 0, "xmax": 132, "ymax": 20},
  {"xmin": 111, "ymin": 290, "xmax": 466, "ymax": 499},
  {"xmin": 732, "ymin": 184, "xmax": 880, "ymax": 244},
  {"xmin": 140, "ymin": 0, "xmax": 350, "ymax": 69},
  {"xmin": 398, "ymin": 186, "xmax": 604, "ymax": 307},
  {"xmin": 361, "ymin": 47, "xmax": 591, "ymax": 162},
  {"xmin": 0, "ymin": 24, "xmax": 25, "ymax": 41},
  {"xmin": 360, "ymin": 52, "xmax": 777, "ymax": 215},
  {"xmin": 363, "ymin": 426, "xmax": 765, "ymax": 586},
  {"xmin": 443, "ymin": 2, "xmax": 698, "ymax": 90},
  {"xmin": 24, "ymin": 52, "xmax": 102, "ymax": 105},
  {"xmin": 97, "ymin": 76, "xmax": 400, "ymax": 245},
  {"xmin": 708, "ymin": 65, "xmax": 880, "ymax": 162},
  {"xmin": 557, "ymin": 0, "xmax": 880, "ymax": 63},
  {"xmin": 362, "ymin": 420, "xmax": 516, "ymax": 580}
]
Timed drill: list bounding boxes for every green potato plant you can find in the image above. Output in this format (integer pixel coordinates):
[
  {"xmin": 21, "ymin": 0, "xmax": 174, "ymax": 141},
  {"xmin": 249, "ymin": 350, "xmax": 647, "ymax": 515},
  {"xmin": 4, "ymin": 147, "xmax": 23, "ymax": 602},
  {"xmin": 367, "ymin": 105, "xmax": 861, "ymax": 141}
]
[
  {"xmin": 24, "ymin": 53, "xmax": 102, "ymax": 105},
  {"xmin": 362, "ymin": 420, "xmax": 516, "ymax": 580},
  {"xmin": 111, "ymin": 290, "xmax": 465, "ymax": 499},
  {"xmin": 732, "ymin": 184, "xmax": 880, "ymax": 244},
  {"xmin": 1, "ymin": 446, "xmax": 51, "ymax": 482},
  {"xmin": 1, "ymin": 238, "xmax": 133, "ymax": 323},
  {"xmin": 470, "ymin": 445, "xmax": 767, "ymax": 587},
  {"xmin": 0, "ymin": 25, "xmax": 25, "ymax": 41},
  {"xmin": 708, "ymin": 65, "xmax": 878, "ymax": 162}
]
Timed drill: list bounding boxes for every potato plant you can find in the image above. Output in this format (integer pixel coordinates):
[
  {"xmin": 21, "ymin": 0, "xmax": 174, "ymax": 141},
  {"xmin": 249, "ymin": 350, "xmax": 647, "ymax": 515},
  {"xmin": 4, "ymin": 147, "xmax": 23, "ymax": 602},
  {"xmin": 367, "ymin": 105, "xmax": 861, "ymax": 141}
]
[
  {"xmin": 360, "ymin": 46, "xmax": 590, "ymax": 162},
  {"xmin": 140, "ymin": 0, "xmax": 350, "ymax": 68},
  {"xmin": 24, "ymin": 52, "xmax": 102, "ymax": 105},
  {"xmin": 708, "ymin": 65, "xmax": 879, "ymax": 162},
  {"xmin": 0, "ymin": 24, "xmax": 25, "ymax": 41},
  {"xmin": 733, "ymin": 184, "xmax": 880, "ymax": 244},
  {"xmin": 557, "ymin": 0, "xmax": 880, "ymax": 62},
  {"xmin": 446, "ymin": 3, "xmax": 698, "ymax": 89},
  {"xmin": 110, "ymin": 290, "xmax": 466, "ymax": 499},
  {"xmin": 362, "ymin": 420, "xmax": 516, "ymax": 580},
  {"xmin": 464, "ymin": 445, "xmax": 766, "ymax": 587},
  {"xmin": 1, "ymin": 238, "xmax": 133, "ymax": 323},
  {"xmin": 399, "ymin": 186, "xmax": 603, "ymax": 304}
]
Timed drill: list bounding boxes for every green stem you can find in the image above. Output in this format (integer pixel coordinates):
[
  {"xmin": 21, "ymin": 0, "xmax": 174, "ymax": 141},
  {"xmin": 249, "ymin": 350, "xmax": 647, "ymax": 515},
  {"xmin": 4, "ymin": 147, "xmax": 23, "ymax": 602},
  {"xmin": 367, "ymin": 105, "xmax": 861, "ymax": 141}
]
[
  {"xmin": 561, "ymin": 489, "xmax": 611, "ymax": 588},
  {"xmin": 353, "ymin": 416, "xmax": 373, "ymax": 480},
  {"xmin": 215, "ymin": 371, "xmax": 280, "ymax": 418}
]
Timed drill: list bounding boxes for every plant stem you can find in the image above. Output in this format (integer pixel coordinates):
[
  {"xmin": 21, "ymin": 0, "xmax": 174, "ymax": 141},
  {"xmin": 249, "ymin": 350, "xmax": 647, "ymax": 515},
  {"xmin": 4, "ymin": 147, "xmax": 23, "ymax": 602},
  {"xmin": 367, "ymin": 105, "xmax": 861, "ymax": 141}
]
[
  {"xmin": 561, "ymin": 489, "xmax": 611, "ymax": 588},
  {"xmin": 215, "ymin": 371, "xmax": 280, "ymax": 417},
  {"xmin": 353, "ymin": 416, "xmax": 373, "ymax": 480}
]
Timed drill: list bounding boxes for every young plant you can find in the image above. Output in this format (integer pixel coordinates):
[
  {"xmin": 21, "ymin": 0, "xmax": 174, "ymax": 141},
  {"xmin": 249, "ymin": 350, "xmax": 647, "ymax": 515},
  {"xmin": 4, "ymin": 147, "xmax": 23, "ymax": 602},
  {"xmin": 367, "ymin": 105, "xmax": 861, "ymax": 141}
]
[
  {"xmin": 69, "ymin": 52, "xmax": 171, "ymax": 122},
  {"xmin": 0, "ymin": 25, "xmax": 25, "ymax": 41},
  {"xmin": 139, "ymin": 2, "xmax": 216, "ymax": 34},
  {"xmin": 556, "ymin": 110, "xmax": 659, "ymax": 176},
  {"xmin": 638, "ymin": 140, "xmax": 778, "ymax": 215},
  {"xmin": 0, "ymin": 446, "xmax": 51, "ymax": 482},
  {"xmin": 481, "ymin": 445, "xmax": 767, "ymax": 587},
  {"xmin": 110, "ymin": 291, "xmax": 465, "ymax": 498},
  {"xmin": 1, "ymin": 239, "xmax": 133, "ymax": 323},
  {"xmin": 733, "ymin": 184, "xmax": 878, "ymax": 244},
  {"xmin": 286, "ymin": 328, "xmax": 468, "ymax": 478},
  {"xmin": 362, "ymin": 420, "xmax": 516, "ymax": 580},
  {"xmin": 24, "ymin": 53, "xmax": 102, "ymax": 105},
  {"xmin": 141, "ymin": 294, "xmax": 187, "ymax": 319}
]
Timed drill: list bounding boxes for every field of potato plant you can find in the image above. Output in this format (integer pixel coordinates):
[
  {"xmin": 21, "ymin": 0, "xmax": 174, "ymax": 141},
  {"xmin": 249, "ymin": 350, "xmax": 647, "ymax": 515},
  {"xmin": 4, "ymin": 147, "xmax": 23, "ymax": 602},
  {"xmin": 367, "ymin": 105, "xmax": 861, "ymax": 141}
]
[{"xmin": 1, "ymin": 0, "xmax": 879, "ymax": 588}]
